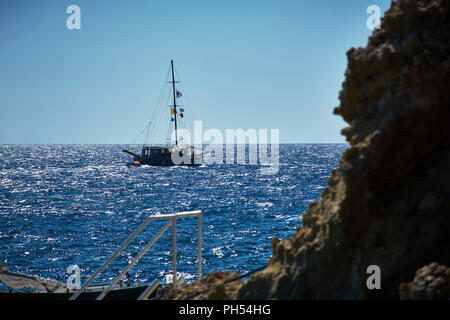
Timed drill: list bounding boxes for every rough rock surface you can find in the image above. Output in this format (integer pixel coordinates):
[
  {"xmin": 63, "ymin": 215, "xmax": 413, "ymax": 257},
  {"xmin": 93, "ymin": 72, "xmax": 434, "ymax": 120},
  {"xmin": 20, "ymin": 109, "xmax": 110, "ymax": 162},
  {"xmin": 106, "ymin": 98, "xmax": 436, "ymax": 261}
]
[
  {"xmin": 399, "ymin": 263, "xmax": 450, "ymax": 300},
  {"xmin": 237, "ymin": 0, "xmax": 450, "ymax": 299},
  {"xmin": 151, "ymin": 271, "xmax": 242, "ymax": 300}
]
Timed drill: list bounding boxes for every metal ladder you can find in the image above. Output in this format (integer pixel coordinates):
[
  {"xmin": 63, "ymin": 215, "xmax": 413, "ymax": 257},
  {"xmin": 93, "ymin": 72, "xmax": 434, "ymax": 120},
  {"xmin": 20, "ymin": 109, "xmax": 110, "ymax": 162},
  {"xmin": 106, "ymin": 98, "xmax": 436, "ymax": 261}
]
[{"xmin": 69, "ymin": 210, "xmax": 203, "ymax": 300}]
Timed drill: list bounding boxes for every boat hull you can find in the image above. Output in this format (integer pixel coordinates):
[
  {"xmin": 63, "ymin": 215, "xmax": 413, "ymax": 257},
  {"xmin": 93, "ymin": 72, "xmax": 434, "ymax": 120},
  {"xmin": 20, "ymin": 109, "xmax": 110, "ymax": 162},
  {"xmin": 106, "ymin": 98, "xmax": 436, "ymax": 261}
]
[{"xmin": 136, "ymin": 157, "xmax": 202, "ymax": 167}]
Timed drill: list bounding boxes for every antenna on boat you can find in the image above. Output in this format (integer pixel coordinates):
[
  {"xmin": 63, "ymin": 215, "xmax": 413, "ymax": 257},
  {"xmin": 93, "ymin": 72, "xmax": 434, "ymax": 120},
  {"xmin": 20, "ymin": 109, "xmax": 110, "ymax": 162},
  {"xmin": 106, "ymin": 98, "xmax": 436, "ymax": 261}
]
[{"xmin": 170, "ymin": 59, "xmax": 178, "ymax": 146}]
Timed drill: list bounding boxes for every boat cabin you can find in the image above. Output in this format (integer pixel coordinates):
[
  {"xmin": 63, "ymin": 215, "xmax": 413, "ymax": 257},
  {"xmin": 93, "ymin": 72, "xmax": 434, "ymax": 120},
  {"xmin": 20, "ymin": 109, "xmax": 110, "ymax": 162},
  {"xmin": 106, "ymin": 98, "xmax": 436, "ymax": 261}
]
[{"xmin": 142, "ymin": 146, "xmax": 170, "ymax": 159}]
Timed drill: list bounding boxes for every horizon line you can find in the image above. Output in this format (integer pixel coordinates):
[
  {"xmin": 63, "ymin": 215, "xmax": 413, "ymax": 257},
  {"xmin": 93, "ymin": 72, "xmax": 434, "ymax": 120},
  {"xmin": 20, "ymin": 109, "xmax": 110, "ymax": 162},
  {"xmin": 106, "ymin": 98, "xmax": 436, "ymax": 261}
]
[{"xmin": 0, "ymin": 142, "xmax": 349, "ymax": 145}]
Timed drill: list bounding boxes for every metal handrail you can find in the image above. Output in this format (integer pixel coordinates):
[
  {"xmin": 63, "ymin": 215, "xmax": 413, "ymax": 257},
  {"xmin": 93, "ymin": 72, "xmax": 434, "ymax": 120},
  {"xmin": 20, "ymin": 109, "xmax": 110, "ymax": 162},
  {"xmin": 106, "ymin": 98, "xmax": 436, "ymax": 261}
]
[
  {"xmin": 137, "ymin": 279, "xmax": 160, "ymax": 300},
  {"xmin": 69, "ymin": 210, "xmax": 203, "ymax": 300}
]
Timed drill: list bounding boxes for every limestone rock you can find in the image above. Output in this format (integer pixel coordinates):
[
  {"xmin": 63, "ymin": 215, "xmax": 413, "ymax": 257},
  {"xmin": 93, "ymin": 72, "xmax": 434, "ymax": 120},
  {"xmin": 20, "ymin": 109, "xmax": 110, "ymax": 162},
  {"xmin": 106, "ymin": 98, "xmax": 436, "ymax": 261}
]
[
  {"xmin": 151, "ymin": 271, "xmax": 242, "ymax": 300},
  {"xmin": 399, "ymin": 263, "xmax": 450, "ymax": 300},
  {"xmin": 237, "ymin": 0, "xmax": 450, "ymax": 299}
]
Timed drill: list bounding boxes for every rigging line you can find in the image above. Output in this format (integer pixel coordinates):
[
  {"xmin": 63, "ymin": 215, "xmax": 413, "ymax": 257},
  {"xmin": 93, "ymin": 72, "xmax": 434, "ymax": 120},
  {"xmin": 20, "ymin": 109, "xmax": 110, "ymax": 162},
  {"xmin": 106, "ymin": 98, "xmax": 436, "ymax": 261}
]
[
  {"xmin": 167, "ymin": 65, "xmax": 183, "ymax": 144},
  {"xmin": 149, "ymin": 68, "xmax": 171, "ymax": 144},
  {"xmin": 141, "ymin": 121, "xmax": 151, "ymax": 144},
  {"xmin": 177, "ymin": 94, "xmax": 195, "ymax": 137},
  {"xmin": 173, "ymin": 66, "xmax": 198, "ymax": 144},
  {"xmin": 177, "ymin": 104, "xmax": 193, "ymax": 141},
  {"xmin": 174, "ymin": 66, "xmax": 197, "ymax": 121},
  {"xmin": 144, "ymin": 65, "xmax": 170, "ymax": 143},
  {"xmin": 176, "ymin": 101, "xmax": 194, "ymax": 142},
  {"xmin": 139, "ymin": 76, "xmax": 166, "ymax": 146},
  {"xmin": 142, "ymin": 121, "xmax": 152, "ymax": 147},
  {"xmin": 146, "ymin": 70, "xmax": 171, "ymax": 145},
  {"xmin": 165, "ymin": 82, "xmax": 174, "ymax": 145},
  {"xmin": 148, "ymin": 84, "xmax": 169, "ymax": 145},
  {"xmin": 128, "ymin": 101, "xmax": 157, "ymax": 146},
  {"xmin": 163, "ymin": 88, "xmax": 172, "ymax": 144},
  {"xmin": 128, "ymin": 122, "xmax": 149, "ymax": 146}
]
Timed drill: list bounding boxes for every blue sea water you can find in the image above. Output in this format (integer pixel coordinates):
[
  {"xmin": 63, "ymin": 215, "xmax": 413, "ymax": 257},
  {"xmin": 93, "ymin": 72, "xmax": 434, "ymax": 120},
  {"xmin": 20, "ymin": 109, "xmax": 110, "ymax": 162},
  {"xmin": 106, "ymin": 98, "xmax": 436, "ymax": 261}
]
[{"xmin": 0, "ymin": 144, "xmax": 346, "ymax": 290}]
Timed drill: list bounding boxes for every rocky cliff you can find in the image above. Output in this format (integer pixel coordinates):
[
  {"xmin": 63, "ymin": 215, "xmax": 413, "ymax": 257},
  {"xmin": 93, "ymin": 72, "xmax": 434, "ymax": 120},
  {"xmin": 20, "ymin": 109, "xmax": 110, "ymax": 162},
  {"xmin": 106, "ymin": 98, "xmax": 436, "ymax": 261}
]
[{"xmin": 237, "ymin": 0, "xmax": 450, "ymax": 299}]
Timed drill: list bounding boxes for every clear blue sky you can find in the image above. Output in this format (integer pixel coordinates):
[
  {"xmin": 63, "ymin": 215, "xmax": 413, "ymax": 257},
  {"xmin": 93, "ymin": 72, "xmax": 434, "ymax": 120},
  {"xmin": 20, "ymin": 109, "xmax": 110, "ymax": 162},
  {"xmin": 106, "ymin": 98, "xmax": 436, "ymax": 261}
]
[{"xmin": 0, "ymin": 0, "xmax": 391, "ymax": 144}]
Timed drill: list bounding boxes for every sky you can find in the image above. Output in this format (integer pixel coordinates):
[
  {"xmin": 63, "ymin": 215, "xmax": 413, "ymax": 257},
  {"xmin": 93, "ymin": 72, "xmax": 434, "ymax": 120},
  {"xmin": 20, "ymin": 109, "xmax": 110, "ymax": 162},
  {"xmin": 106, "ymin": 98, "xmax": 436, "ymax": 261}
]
[{"xmin": 0, "ymin": 0, "xmax": 392, "ymax": 144}]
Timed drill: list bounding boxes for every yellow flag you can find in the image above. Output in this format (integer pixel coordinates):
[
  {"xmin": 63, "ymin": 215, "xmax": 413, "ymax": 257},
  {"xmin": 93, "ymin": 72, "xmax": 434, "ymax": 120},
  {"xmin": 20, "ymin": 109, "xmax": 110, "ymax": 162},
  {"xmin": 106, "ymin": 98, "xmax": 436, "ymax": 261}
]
[{"xmin": 170, "ymin": 108, "xmax": 176, "ymax": 115}]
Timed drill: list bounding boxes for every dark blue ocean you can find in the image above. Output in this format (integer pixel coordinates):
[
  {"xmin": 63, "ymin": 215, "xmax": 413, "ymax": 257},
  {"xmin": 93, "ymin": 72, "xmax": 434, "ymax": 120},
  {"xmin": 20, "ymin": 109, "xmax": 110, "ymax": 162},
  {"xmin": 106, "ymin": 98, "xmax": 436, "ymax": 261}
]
[{"xmin": 0, "ymin": 144, "xmax": 346, "ymax": 290}]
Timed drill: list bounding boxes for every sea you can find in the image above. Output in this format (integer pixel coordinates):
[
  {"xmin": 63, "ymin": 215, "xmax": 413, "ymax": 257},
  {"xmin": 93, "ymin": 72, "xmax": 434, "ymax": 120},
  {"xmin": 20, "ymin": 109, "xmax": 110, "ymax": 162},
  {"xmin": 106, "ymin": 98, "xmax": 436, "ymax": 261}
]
[{"xmin": 0, "ymin": 144, "xmax": 347, "ymax": 290}]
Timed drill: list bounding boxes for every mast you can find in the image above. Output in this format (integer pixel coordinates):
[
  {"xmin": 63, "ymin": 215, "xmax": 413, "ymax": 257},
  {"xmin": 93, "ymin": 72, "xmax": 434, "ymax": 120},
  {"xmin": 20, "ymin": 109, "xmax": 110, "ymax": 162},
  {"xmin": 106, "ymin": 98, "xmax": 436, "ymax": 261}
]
[{"xmin": 170, "ymin": 59, "xmax": 178, "ymax": 146}]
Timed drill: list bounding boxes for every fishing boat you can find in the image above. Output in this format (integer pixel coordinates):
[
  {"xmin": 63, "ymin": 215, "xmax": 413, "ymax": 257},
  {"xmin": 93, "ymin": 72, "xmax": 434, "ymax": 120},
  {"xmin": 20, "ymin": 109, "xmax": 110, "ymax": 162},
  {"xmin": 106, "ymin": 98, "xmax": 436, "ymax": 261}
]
[{"xmin": 123, "ymin": 60, "xmax": 202, "ymax": 167}]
